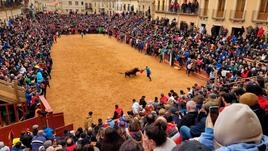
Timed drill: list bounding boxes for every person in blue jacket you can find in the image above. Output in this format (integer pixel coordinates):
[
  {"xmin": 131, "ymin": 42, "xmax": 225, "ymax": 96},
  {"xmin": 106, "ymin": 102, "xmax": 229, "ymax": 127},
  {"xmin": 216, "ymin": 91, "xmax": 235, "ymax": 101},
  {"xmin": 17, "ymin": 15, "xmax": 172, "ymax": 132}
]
[
  {"xmin": 199, "ymin": 104, "xmax": 268, "ymax": 151},
  {"xmin": 145, "ymin": 66, "xmax": 152, "ymax": 81}
]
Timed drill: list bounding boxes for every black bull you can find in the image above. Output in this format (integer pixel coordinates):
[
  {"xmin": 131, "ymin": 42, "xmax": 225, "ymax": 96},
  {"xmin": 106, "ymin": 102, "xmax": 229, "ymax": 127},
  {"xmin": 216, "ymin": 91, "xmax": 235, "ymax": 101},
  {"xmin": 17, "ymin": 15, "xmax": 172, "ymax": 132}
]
[{"xmin": 124, "ymin": 68, "xmax": 140, "ymax": 77}]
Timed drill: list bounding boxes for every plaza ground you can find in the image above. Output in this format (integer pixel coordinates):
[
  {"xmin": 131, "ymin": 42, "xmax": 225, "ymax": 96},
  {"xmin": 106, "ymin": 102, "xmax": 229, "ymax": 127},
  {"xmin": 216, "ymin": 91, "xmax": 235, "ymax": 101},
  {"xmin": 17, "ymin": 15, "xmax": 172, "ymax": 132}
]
[{"xmin": 47, "ymin": 34, "xmax": 205, "ymax": 128}]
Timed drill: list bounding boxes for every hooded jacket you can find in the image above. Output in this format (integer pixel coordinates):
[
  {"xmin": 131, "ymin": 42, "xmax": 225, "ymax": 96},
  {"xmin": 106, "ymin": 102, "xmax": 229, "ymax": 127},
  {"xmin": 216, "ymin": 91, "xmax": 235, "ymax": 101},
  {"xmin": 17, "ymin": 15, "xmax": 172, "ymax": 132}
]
[{"xmin": 216, "ymin": 135, "xmax": 268, "ymax": 151}]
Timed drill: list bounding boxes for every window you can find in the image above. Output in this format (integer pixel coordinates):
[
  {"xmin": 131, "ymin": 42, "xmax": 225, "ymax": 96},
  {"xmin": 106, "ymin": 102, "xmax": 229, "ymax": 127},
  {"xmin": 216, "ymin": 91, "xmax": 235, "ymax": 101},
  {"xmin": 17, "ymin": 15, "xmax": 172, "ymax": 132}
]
[
  {"xmin": 258, "ymin": 0, "xmax": 268, "ymax": 20},
  {"xmin": 234, "ymin": 0, "xmax": 246, "ymax": 18},
  {"xmin": 75, "ymin": 1, "xmax": 79, "ymax": 5},
  {"xmin": 68, "ymin": 1, "xmax": 72, "ymax": 5},
  {"xmin": 81, "ymin": 2, "xmax": 84, "ymax": 5},
  {"xmin": 216, "ymin": 0, "xmax": 225, "ymax": 17}
]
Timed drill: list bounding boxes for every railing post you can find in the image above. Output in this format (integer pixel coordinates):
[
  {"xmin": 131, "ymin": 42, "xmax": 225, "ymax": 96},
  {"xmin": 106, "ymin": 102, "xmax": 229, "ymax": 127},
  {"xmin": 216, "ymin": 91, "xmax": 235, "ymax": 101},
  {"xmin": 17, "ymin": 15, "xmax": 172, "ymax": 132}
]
[
  {"xmin": 13, "ymin": 104, "xmax": 19, "ymax": 122},
  {"xmin": 22, "ymin": 103, "xmax": 26, "ymax": 120},
  {"xmin": 0, "ymin": 110, "xmax": 2, "ymax": 127},
  {"xmin": 14, "ymin": 80, "xmax": 20, "ymax": 102},
  {"xmin": 5, "ymin": 104, "xmax": 10, "ymax": 125}
]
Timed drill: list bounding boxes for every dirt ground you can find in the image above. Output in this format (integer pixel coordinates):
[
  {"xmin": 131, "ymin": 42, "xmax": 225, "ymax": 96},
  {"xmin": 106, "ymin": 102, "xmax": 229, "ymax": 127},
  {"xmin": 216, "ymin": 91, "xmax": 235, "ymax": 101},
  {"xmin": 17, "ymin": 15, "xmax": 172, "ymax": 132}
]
[{"xmin": 47, "ymin": 34, "xmax": 205, "ymax": 128}]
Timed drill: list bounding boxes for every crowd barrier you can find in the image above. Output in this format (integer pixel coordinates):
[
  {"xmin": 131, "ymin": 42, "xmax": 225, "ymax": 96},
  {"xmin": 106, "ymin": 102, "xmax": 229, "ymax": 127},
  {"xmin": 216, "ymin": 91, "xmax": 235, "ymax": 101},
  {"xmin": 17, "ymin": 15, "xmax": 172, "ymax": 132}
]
[{"xmin": 0, "ymin": 112, "xmax": 72, "ymax": 146}]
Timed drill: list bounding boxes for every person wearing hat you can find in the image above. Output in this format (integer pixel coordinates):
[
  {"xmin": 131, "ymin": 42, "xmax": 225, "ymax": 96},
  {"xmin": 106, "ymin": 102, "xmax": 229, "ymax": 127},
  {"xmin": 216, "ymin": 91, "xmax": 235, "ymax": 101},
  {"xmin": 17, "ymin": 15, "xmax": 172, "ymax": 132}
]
[
  {"xmin": 199, "ymin": 103, "xmax": 268, "ymax": 150},
  {"xmin": 246, "ymin": 83, "xmax": 268, "ymax": 112},
  {"xmin": 239, "ymin": 93, "xmax": 268, "ymax": 136}
]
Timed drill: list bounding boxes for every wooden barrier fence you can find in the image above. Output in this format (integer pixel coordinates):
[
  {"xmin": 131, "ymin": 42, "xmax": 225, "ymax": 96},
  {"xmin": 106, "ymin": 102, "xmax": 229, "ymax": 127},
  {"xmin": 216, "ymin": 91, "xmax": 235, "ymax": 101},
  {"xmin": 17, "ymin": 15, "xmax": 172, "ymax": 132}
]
[
  {"xmin": 0, "ymin": 79, "xmax": 25, "ymax": 103},
  {"xmin": 0, "ymin": 112, "xmax": 73, "ymax": 146}
]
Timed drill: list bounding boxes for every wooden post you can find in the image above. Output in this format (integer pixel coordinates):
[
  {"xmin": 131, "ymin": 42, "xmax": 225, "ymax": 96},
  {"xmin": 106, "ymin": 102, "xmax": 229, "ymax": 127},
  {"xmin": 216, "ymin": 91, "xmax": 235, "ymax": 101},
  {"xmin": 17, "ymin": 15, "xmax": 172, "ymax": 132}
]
[
  {"xmin": 13, "ymin": 104, "xmax": 19, "ymax": 122},
  {"xmin": 14, "ymin": 80, "xmax": 20, "ymax": 102},
  {"xmin": 5, "ymin": 105, "xmax": 10, "ymax": 125},
  {"xmin": 22, "ymin": 103, "xmax": 26, "ymax": 120},
  {"xmin": 0, "ymin": 109, "xmax": 2, "ymax": 127},
  {"xmin": 214, "ymin": 69, "xmax": 218, "ymax": 86}
]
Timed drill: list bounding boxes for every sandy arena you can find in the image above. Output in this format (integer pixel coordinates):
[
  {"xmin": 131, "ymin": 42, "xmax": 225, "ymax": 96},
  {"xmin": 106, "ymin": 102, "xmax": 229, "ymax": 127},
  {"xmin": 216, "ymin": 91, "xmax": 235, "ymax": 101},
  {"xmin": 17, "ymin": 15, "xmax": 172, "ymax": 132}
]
[{"xmin": 47, "ymin": 34, "xmax": 205, "ymax": 128}]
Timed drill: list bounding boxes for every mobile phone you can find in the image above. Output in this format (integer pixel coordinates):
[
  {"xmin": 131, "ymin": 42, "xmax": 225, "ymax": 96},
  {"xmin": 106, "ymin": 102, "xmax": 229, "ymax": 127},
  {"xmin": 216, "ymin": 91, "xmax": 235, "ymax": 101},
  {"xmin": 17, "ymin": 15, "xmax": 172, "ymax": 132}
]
[{"xmin": 209, "ymin": 106, "xmax": 219, "ymax": 125}]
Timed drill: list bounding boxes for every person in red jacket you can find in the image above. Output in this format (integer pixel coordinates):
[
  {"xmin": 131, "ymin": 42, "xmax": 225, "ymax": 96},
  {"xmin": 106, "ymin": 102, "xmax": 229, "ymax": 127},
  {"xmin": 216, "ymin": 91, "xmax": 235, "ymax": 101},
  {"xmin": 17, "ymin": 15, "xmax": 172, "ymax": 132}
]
[
  {"xmin": 160, "ymin": 93, "xmax": 168, "ymax": 105},
  {"xmin": 113, "ymin": 104, "xmax": 123, "ymax": 119},
  {"xmin": 257, "ymin": 27, "xmax": 264, "ymax": 38},
  {"xmin": 241, "ymin": 67, "xmax": 249, "ymax": 78},
  {"xmin": 66, "ymin": 138, "xmax": 76, "ymax": 151},
  {"xmin": 246, "ymin": 83, "xmax": 268, "ymax": 112}
]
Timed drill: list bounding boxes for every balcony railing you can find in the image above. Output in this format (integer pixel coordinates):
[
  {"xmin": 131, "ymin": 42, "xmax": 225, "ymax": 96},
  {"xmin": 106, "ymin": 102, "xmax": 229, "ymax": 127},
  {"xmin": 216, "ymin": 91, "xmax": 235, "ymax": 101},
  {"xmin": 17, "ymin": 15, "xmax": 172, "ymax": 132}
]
[
  {"xmin": 212, "ymin": 9, "xmax": 226, "ymax": 20},
  {"xmin": 0, "ymin": 4, "xmax": 23, "ymax": 11},
  {"xmin": 229, "ymin": 10, "xmax": 246, "ymax": 22},
  {"xmin": 155, "ymin": 8, "xmax": 199, "ymax": 16},
  {"xmin": 0, "ymin": 1, "xmax": 23, "ymax": 9},
  {"xmin": 252, "ymin": 10, "xmax": 268, "ymax": 23}
]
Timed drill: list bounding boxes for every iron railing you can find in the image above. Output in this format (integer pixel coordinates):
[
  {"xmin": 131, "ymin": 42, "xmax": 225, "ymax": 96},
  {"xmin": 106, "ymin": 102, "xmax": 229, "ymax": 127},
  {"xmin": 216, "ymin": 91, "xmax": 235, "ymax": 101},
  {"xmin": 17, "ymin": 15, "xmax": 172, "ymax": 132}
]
[{"xmin": 155, "ymin": 8, "xmax": 199, "ymax": 16}]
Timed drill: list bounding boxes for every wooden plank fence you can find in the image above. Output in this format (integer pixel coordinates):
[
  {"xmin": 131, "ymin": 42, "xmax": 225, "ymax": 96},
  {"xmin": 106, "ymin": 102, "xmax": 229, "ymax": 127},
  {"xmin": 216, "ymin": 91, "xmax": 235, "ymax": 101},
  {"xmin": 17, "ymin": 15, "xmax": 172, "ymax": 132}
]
[{"xmin": 0, "ymin": 79, "xmax": 25, "ymax": 103}]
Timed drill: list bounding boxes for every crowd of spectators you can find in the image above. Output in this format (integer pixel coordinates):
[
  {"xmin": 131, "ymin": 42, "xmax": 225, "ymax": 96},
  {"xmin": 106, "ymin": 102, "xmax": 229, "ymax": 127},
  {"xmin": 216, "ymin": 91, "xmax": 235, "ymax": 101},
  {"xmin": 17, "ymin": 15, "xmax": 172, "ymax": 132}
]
[
  {"xmin": 1, "ymin": 80, "xmax": 268, "ymax": 151},
  {"xmin": 169, "ymin": 0, "xmax": 199, "ymax": 14},
  {"xmin": 0, "ymin": 11, "xmax": 267, "ymax": 151}
]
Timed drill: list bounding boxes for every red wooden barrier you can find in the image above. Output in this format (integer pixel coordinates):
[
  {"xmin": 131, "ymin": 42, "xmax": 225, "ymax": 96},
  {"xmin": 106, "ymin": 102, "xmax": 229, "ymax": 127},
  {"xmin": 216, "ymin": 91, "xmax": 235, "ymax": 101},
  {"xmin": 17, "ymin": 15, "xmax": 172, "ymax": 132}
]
[
  {"xmin": 0, "ymin": 116, "xmax": 46, "ymax": 146},
  {"xmin": 55, "ymin": 124, "xmax": 74, "ymax": 136},
  {"xmin": 39, "ymin": 95, "xmax": 53, "ymax": 113},
  {"xmin": 0, "ymin": 112, "xmax": 67, "ymax": 146},
  {"xmin": 0, "ymin": 102, "xmax": 28, "ymax": 126},
  {"xmin": 46, "ymin": 113, "xmax": 65, "ymax": 130}
]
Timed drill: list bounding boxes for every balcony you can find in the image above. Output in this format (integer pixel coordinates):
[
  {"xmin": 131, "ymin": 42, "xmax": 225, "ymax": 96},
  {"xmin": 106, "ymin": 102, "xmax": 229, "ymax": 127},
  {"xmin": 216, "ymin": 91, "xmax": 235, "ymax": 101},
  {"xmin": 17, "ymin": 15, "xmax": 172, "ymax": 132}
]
[
  {"xmin": 212, "ymin": 9, "xmax": 226, "ymax": 21},
  {"xmin": 0, "ymin": 1, "xmax": 23, "ymax": 10},
  {"xmin": 178, "ymin": 8, "xmax": 199, "ymax": 16},
  {"xmin": 252, "ymin": 10, "xmax": 268, "ymax": 23},
  {"xmin": 229, "ymin": 10, "xmax": 246, "ymax": 22},
  {"xmin": 155, "ymin": 9, "xmax": 177, "ymax": 14},
  {"xmin": 155, "ymin": 8, "xmax": 199, "ymax": 16}
]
